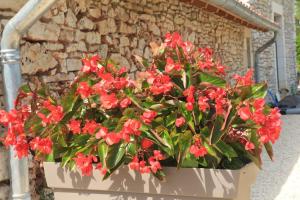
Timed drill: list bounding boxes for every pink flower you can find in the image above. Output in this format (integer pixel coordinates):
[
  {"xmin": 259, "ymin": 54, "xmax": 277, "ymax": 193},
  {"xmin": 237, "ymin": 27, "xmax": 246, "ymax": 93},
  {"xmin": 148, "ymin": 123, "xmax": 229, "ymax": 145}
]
[
  {"xmin": 175, "ymin": 117, "xmax": 185, "ymax": 127},
  {"xmin": 120, "ymin": 98, "xmax": 132, "ymax": 108},
  {"xmin": 148, "ymin": 157, "xmax": 162, "ymax": 173},
  {"xmin": 95, "ymin": 163, "xmax": 107, "ymax": 175},
  {"xmin": 123, "ymin": 119, "xmax": 141, "ymax": 136},
  {"xmin": 129, "ymin": 156, "xmax": 140, "ymax": 170},
  {"xmin": 245, "ymin": 141, "xmax": 255, "ymax": 151},
  {"xmin": 100, "ymin": 93, "xmax": 119, "ymax": 109},
  {"xmin": 238, "ymin": 105, "xmax": 252, "ymax": 121},
  {"xmin": 198, "ymin": 96, "xmax": 209, "ymax": 112},
  {"xmin": 141, "ymin": 110, "xmax": 157, "ymax": 124},
  {"xmin": 96, "ymin": 126, "xmax": 108, "ymax": 139}
]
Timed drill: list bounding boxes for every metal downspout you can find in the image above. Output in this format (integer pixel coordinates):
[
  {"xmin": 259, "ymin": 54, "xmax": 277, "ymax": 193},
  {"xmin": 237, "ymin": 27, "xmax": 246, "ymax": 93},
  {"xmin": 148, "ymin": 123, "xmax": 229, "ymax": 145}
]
[
  {"xmin": 0, "ymin": 0, "xmax": 58, "ymax": 199},
  {"xmin": 254, "ymin": 31, "xmax": 278, "ymax": 83}
]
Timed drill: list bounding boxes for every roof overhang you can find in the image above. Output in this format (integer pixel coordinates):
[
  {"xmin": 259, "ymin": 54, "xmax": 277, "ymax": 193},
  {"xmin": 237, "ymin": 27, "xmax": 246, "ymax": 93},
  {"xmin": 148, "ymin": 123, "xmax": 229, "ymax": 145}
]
[{"xmin": 180, "ymin": 0, "xmax": 280, "ymax": 32}]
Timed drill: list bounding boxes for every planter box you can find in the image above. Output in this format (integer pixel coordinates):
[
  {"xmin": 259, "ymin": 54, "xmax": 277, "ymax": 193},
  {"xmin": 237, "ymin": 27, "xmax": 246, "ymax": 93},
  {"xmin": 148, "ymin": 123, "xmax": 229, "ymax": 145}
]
[{"xmin": 44, "ymin": 162, "xmax": 258, "ymax": 200}]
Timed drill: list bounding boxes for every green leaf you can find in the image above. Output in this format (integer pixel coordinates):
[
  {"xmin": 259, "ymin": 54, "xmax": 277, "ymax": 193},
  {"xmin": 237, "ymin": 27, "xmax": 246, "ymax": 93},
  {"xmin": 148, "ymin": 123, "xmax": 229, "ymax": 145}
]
[
  {"xmin": 178, "ymin": 130, "xmax": 193, "ymax": 166},
  {"xmin": 45, "ymin": 150, "xmax": 54, "ymax": 162},
  {"xmin": 98, "ymin": 142, "xmax": 108, "ymax": 167},
  {"xmin": 203, "ymin": 142, "xmax": 221, "ymax": 164},
  {"xmin": 251, "ymin": 83, "xmax": 267, "ymax": 99},
  {"xmin": 61, "ymin": 86, "xmax": 79, "ymax": 113},
  {"xmin": 178, "ymin": 101, "xmax": 194, "ymax": 130},
  {"xmin": 199, "ymin": 72, "xmax": 226, "ymax": 88},
  {"xmin": 161, "ymin": 130, "xmax": 175, "ymax": 156},
  {"xmin": 19, "ymin": 84, "xmax": 31, "ymax": 93},
  {"xmin": 264, "ymin": 142, "xmax": 274, "ymax": 161},
  {"xmin": 165, "ymin": 112, "xmax": 177, "ymax": 127},
  {"xmin": 106, "ymin": 143, "xmax": 126, "ymax": 169},
  {"xmin": 209, "ymin": 116, "xmax": 224, "ymax": 144},
  {"xmin": 185, "ymin": 63, "xmax": 192, "ymax": 87},
  {"xmin": 214, "ymin": 141, "xmax": 238, "ymax": 160},
  {"xmin": 181, "ymin": 152, "xmax": 198, "ymax": 168}
]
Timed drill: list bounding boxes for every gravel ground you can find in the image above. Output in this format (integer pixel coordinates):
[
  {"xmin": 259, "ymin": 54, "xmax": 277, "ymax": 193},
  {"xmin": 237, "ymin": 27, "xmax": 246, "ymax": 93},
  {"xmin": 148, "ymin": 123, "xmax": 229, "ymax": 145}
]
[{"xmin": 251, "ymin": 115, "xmax": 300, "ymax": 200}]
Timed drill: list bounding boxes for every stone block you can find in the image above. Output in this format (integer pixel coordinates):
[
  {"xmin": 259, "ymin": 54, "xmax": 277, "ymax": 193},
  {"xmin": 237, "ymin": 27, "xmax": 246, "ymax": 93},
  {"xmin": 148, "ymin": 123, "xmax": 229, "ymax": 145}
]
[
  {"xmin": 66, "ymin": 59, "xmax": 82, "ymax": 72},
  {"xmin": 26, "ymin": 21, "xmax": 60, "ymax": 42}
]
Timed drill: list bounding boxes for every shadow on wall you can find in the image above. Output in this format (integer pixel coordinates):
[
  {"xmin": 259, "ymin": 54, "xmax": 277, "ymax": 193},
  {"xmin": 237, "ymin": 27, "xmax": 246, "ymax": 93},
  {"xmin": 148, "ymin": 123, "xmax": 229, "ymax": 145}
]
[
  {"xmin": 251, "ymin": 115, "xmax": 300, "ymax": 200},
  {"xmin": 44, "ymin": 161, "xmax": 249, "ymax": 200}
]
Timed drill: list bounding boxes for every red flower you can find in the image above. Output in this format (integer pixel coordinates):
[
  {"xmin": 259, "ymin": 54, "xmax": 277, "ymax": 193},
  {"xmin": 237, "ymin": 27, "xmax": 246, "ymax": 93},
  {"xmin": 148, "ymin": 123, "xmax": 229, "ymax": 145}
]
[
  {"xmin": 183, "ymin": 86, "xmax": 195, "ymax": 103},
  {"xmin": 100, "ymin": 93, "xmax": 119, "ymax": 109},
  {"xmin": 198, "ymin": 96, "xmax": 209, "ymax": 112},
  {"xmin": 233, "ymin": 69, "xmax": 254, "ymax": 86},
  {"xmin": 148, "ymin": 73, "xmax": 173, "ymax": 95},
  {"xmin": 165, "ymin": 57, "xmax": 182, "ymax": 73},
  {"xmin": 77, "ymin": 82, "xmax": 93, "ymax": 99},
  {"xmin": 0, "ymin": 110, "xmax": 9, "ymax": 126},
  {"xmin": 30, "ymin": 137, "xmax": 53, "ymax": 155},
  {"xmin": 245, "ymin": 141, "xmax": 255, "ymax": 151},
  {"xmin": 141, "ymin": 138, "xmax": 154, "ymax": 149},
  {"xmin": 139, "ymin": 161, "xmax": 151, "ymax": 174},
  {"xmin": 175, "ymin": 117, "xmax": 185, "ymax": 127},
  {"xmin": 74, "ymin": 153, "xmax": 97, "ymax": 176},
  {"xmin": 82, "ymin": 120, "xmax": 99, "ymax": 135},
  {"xmin": 105, "ymin": 132, "xmax": 121, "ymax": 145},
  {"xmin": 14, "ymin": 135, "xmax": 29, "ymax": 159},
  {"xmin": 81, "ymin": 55, "xmax": 101, "ymax": 73},
  {"xmin": 186, "ymin": 102, "xmax": 194, "ymax": 111},
  {"xmin": 164, "ymin": 32, "xmax": 183, "ymax": 48},
  {"xmin": 129, "ymin": 156, "xmax": 140, "ymax": 170},
  {"xmin": 95, "ymin": 163, "xmax": 107, "ymax": 175},
  {"xmin": 68, "ymin": 119, "xmax": 81, "ymax": 134},
  {"xmin": 153, "ymin": 150, "xmax": 164, "ymax": 160},
  {"xmin": 123, "ymin": 119, "xmax": 141, "ymax": 136},
  {"xmin": 253, "ymin": 98, "xmax": 265, "ymax": 111},
  {"xmin": 3, "ymin": 128, "xmax": 16, "ymax": 147},
  {"xmin": 238, "ymin": 105, "xmax": 252, "ymax": 121},
  {"xmin": 141, "ymin": 110, "xmax": 157, "ymax": 124},
  {"xmin": 148, "ymin": 156, "xmax": 162, "ymax": 173},
  {"xmin": 190, "ymin": 145, "xmax": 207, "ymax": 158},
  {"xmin": 120, "ymin": 98, "xmax": 132, "ymax": 108}
]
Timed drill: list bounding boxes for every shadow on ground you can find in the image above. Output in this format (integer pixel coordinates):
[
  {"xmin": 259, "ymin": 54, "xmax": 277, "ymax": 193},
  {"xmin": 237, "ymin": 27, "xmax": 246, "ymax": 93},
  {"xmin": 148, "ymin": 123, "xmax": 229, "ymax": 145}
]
[{"xmin": 251, "ymin": 115, "xmax": 300, "ymax": 200}]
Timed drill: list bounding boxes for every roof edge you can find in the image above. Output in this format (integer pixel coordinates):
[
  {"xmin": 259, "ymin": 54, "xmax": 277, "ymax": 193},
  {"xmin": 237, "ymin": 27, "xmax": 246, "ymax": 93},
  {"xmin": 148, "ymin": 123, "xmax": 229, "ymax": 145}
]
[{"xmin": 181, "ymin": 0, "xmax": 280, "ymax": 32}]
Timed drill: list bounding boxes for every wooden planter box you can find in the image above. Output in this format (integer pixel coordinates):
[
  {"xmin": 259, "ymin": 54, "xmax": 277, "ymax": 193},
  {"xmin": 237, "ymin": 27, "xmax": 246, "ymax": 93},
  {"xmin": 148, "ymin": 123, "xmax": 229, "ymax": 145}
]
[{"xmin": 44, "ymin": 162, "xmax": 258, "ymax": 200}]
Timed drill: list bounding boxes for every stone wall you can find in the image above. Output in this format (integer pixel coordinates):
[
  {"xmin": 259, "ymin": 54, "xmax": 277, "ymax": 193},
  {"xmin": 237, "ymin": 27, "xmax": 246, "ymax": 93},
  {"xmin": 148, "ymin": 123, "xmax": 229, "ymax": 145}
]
[
  {"xmin": 0, "ymin": 0, "xmax": 264, "ymax": 199},
  {"xmin": 249, "ymin": 0, "xmax": 277, "ymax": 92},
  {"xmin": 249, "ymin": 0, "xmax": 297, "ymax": 94},
  {"xmin": 283, "ymin": 0, "xmax": 297, "ymax": 92}
]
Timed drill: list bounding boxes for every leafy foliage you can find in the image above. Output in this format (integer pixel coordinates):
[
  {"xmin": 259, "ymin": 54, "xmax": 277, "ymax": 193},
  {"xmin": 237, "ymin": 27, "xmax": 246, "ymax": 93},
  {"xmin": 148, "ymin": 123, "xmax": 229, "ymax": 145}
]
[{"xmin": 0, "ymin": 32, "xmax": 282, "ymax": 180}]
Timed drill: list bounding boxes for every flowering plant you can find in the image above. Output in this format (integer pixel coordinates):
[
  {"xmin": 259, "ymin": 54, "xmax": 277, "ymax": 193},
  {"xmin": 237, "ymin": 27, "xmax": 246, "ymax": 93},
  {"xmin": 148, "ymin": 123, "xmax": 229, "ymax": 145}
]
[{"xmin": 0, "ymin": 33, "xmax": 281, "ymax": 180}]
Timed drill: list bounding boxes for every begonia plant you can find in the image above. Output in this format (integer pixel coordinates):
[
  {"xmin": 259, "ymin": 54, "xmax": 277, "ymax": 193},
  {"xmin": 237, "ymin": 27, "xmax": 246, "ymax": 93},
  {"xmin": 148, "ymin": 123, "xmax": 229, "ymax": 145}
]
[{"xmin": 0, "ymin": 32, "xmax": 282, "ymax": 180}]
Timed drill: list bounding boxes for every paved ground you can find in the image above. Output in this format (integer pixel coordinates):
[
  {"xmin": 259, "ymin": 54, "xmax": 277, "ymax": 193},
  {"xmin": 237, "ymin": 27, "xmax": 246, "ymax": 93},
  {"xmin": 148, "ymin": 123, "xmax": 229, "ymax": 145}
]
[{"xmin": 251, "ymin": 115, "xmax": 300, "ymax": 200}]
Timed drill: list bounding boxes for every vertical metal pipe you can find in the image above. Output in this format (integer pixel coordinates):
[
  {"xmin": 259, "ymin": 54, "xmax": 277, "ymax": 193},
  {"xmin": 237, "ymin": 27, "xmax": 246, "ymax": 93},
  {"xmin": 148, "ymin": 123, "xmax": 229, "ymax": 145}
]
[{"xmin": 0, "ymin": 0, "xmax": 58, "ymax": 199}]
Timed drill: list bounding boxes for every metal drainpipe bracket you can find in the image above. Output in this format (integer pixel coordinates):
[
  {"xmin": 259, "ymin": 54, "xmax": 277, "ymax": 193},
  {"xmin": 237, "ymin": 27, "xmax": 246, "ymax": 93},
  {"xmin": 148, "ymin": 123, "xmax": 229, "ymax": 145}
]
[{"xmin": 0, "ymin": 49, "xmax": 20, "ymax": 65}]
